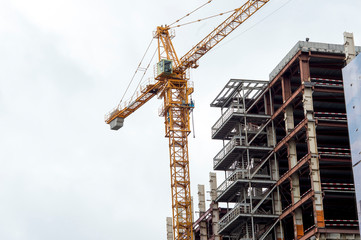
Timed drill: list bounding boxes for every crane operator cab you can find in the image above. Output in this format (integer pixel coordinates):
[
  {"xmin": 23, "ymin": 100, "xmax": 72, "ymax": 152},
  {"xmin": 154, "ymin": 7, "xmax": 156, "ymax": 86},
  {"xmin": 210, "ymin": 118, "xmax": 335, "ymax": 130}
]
[{"xmin": 157, "ymin": 59, "xmax": 173, "ymax": 78}]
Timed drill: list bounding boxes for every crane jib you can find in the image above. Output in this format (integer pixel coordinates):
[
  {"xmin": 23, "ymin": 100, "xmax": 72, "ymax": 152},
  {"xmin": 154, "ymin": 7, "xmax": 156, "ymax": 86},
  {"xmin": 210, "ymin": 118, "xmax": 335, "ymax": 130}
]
[{"xmin": 177, "ymin": 0, "xmax": 270, "ymax": 72}]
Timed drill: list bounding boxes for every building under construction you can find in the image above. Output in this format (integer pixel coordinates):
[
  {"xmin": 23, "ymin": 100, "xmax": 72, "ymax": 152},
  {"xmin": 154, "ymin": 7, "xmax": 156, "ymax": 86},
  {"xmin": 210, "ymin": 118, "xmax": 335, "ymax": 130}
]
[{"xmin": 193, "ymin": 40, "xmax": 361, "ymax": 240}]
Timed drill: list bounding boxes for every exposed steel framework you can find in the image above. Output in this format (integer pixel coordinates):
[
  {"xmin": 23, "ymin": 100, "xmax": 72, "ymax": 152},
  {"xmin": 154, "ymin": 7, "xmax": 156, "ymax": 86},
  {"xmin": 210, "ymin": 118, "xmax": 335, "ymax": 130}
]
[
  {"xmin": 105, "ymin": 1, "xmax": 270, "ymax": 239},
  {"xmin": 205, "ymin": 41, "xmax": 361, "ymax": 240}
]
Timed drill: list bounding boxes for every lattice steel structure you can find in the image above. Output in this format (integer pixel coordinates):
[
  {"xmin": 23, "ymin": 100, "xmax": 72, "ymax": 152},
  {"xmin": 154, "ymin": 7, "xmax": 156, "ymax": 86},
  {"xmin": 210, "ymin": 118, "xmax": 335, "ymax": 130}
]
[{"xmin": 207, "ymin": 41, "xmax": 361, "ymax": 240}]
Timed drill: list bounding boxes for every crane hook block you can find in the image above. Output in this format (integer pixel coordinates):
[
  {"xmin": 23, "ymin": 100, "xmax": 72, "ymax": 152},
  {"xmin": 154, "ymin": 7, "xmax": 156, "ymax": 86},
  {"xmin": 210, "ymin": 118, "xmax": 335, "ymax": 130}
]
[{"xmin": 110, "ymin": 117, "xmax": 124, "ymax": 130}]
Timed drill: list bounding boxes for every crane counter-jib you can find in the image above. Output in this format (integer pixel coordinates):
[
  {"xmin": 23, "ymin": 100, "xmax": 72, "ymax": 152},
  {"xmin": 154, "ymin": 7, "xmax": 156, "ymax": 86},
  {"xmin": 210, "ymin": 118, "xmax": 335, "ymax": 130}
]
[{"xmin": 105, "ymin": 80, "xmax": 165, "ymax": 129}]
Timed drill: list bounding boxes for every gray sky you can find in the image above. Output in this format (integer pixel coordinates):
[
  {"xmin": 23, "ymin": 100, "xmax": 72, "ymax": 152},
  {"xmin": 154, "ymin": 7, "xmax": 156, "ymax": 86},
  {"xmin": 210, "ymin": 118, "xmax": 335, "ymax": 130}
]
[{"xmin": 1, "ymin": 0, "xmax": 361, "ymax": 239}]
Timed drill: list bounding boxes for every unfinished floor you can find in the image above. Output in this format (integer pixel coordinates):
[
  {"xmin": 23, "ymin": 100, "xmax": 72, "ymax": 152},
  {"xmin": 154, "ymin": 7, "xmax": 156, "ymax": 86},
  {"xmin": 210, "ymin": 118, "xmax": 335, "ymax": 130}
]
[{"xmin": 193, "ymin": 41, "xmax": 361, "ymax": 240}]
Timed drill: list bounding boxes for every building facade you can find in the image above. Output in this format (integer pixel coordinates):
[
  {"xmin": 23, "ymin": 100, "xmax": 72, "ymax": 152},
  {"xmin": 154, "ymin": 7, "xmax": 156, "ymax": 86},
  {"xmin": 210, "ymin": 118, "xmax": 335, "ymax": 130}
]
[{"xmin": 194, "ymin": 41, "xmax": 361, "ymax": 240}]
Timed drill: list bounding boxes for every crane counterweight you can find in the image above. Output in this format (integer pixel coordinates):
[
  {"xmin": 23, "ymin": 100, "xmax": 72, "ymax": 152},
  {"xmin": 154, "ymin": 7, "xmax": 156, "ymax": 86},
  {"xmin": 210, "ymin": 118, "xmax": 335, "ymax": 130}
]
[{"xmin": 110, "ymin": 117, "xmax": 124, "ymax": 130}]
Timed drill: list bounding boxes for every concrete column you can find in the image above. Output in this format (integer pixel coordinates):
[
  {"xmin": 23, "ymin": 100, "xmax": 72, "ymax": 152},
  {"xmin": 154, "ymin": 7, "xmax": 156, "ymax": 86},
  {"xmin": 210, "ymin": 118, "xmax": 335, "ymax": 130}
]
[
  {"xmin": 304, "ymin": 86, "xmax": 326, "ymax": 228},
  {"xmin": 198, "ymin": 185, "xmax": 206, "ymax": 214},
  {"xmin": 300, "ymin": 54, "xmax": 325, "ymax": 229},
  {"xmin": 198, "ymin": 185, "xmax": 207, "ymax": 240},
  {"xmin": 167, "ymin": 217, "xmax": 173, "ymax": 240},
  {"xmin": 282, "ymin": 76, "xmax": 304, "ymax": 239},
  {"xmin": 344, "ymin": 32, "xmax": 356, "ymax": 64},
  {"xmin": 266, "ymin": 91, "xmax": 285, "ymax": 240},
  {"xmin": 210, "ymin": 172, "xmax": 220, "ymax": 240},
  {"xmin": 288, "ymin": 137, "xmax": 304, "ymax": 239}
]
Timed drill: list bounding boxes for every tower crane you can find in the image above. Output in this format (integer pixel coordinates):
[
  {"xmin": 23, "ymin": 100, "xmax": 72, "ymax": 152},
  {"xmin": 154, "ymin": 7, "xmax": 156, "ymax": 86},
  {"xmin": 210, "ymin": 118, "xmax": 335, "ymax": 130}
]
[{"xmin": 105, "ymin": 1, "xmax": 270, "ymax": 239}]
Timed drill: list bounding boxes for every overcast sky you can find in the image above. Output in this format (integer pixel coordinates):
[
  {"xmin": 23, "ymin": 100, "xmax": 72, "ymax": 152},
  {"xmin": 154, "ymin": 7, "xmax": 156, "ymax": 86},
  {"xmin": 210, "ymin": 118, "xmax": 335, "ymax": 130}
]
[{"xmin": 1, "ymin": 0, "xmax": 361, "ymax": 239}]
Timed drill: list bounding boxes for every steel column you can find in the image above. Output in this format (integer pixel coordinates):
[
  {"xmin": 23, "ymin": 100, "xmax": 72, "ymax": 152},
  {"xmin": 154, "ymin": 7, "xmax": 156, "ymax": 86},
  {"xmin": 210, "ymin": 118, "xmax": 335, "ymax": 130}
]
[{"xmin": 265, "ymin": 89, "xmax": 285, "ymax": 240}]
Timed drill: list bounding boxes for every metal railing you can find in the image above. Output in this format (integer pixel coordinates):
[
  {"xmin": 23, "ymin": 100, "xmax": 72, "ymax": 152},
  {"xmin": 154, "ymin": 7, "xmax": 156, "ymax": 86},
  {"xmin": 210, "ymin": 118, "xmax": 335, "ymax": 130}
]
[
  {"xmin": 217, "ymin": 168, "xmax": 271, "ymax": 198},
  {"xmin": 219, "ymin": 203, "xmax": 250, "ymax": 231},
  {"xmin": 213, "ymin": 136, "xmax": 243, "ymax": 167},
  {"xmin": 188, "ymin": 81, "xmax": 194, "ymax": 89},
  {"xmin": 219, "ymin": 201, "xmax": 274, "ymax": 232},
  {"xmin": 104, "ymin": 78, "xmax": 157, "ymax": 122},
  {"xmin": 314, "ymin": 111, "xmax": 347, "ymax": 121},
  {"xmin": 158, "ymin": 103, "xmax": 165, "ymax": 117},
  {"xmin": 318, "ymin": 146, "xmax": 351, "ymax": 157},
  {"xmin": 217, "ymin": 169, "xmax": 247, "ymax": 196},
  {"xmin": 211, "ymin": 104, "xmax": 245, "ymax": 135}
]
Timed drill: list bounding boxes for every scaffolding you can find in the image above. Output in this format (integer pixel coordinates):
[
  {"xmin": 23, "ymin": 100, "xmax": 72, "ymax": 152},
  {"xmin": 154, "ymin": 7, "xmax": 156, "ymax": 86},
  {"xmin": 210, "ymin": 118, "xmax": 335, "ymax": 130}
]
[{"xmin": 207, "ymin": 41, "xmax": 361, "ymax": 240}]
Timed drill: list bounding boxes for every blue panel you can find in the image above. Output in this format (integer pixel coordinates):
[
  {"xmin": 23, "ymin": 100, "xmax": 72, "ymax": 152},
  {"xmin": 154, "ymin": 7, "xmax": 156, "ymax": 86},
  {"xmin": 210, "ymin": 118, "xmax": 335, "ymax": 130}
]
[
  {"xmin": 342, "ymin": 53, "xmax": 361, "ymax": 228},
  {"xmin": 353, "ymin": 163, "xmax": 361, "ymax": 222}
]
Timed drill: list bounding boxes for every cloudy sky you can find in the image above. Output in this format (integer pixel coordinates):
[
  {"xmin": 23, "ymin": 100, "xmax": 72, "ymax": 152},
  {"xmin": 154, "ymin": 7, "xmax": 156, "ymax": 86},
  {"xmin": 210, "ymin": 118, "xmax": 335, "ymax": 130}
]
[{"xmin": 1, "ymin": 0, "xmax": 361, "ymax": 239}]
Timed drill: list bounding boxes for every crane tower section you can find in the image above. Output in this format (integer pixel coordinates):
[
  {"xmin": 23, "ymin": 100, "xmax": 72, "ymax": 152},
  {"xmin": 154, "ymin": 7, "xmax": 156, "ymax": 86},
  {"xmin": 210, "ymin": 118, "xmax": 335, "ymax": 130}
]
[{"xmin": 155, "ymin": 26, "xmax": 195, "ymax": 240}]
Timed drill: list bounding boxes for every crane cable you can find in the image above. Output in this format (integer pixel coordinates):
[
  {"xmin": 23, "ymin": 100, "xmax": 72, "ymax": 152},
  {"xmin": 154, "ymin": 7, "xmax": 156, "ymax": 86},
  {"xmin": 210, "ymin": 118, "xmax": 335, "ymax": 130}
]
[
  {"xmin": 118, "ymin": 37, "xmax": 154, "ymax": 106},
  {"xmin": 120, "ymin": 0, "xmax": 293, "ymax": 106},
  {"xmin": 169, "ymin": 0, "xmax": 213, "ymax": 27},
  {"xmin": 215, "ymin": 0, "xmax": 295, "ymax": 49},
  {"xmin": 170, "ymin": 8, "xmax": 235, "ymax": 29},
  {"xmin": 118, "ymin": 0, "xmax": 216, "ymax": 106},
  {"xmin": 131, "ymin": 47, "xmax": 158, "ymax": 99},
  {"xmin": 119, "ymin": 0, "xmax": 231, "ymax": 105}
]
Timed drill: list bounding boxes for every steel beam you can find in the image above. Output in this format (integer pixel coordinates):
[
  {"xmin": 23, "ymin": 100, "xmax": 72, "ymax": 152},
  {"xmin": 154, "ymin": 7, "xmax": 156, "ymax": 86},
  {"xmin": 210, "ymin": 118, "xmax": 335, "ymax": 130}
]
[
  {"xmin": 271, "ymin": 86, "xmax": 303, "ymax": 121},
  {"xmin": 279, "ymin": 190, "xmax": 314, "ymax": 220},
  {"xmin": 277, "ymin": 153, "xmax": 312, "ymax": 186},
  {"xmin": 309, "ymin": 52, "xmax": 345, "ymax": 60},
  {"xmin": 274, "ymin": 118, "xmax": 308, "ymax": 153}
]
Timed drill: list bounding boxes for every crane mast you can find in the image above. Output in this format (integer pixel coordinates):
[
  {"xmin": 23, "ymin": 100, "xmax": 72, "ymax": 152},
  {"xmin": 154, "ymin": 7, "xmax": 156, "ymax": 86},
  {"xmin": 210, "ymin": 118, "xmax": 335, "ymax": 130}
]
[
  {"xmin": 105, "ymin": 1, "xmax": 270, "ymax": 239},
  {"xmin": 155, "ymin": 26, "xmax": 194, "ymax": 240}
]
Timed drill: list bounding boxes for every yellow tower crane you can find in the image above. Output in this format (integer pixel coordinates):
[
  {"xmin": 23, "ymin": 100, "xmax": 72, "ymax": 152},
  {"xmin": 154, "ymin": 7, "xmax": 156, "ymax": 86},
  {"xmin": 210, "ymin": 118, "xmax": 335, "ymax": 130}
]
[{"xmin": 105, "ymin": 1, "xmax": 270, "ymax": 239}]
